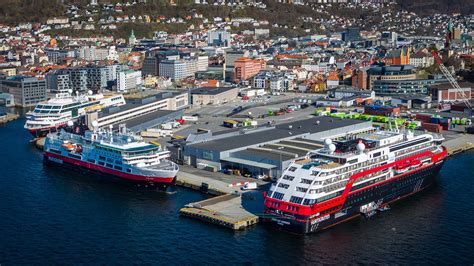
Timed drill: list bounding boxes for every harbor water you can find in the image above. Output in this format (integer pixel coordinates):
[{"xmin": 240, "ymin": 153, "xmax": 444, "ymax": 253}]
[{"xmin": 1, "ymin": 118, "xmax": 473, "ymax": 264}]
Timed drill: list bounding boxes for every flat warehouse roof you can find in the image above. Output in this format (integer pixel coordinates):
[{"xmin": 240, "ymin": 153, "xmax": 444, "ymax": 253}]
[
  {"xmin": 221, "ymin": 157, "xmax": 276, "ymax": 169},
  {"xmin": 234, "ymin": 149, "xmax": 298, "ymax": 162},
  {"xmin": 188, "ymin": 116, "xmax": 368, "ymax": 152}
]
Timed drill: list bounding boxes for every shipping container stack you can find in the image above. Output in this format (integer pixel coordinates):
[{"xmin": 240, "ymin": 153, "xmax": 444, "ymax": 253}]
[{"xmin": 364, "ymin": 105, "xmax": 400, "ymax": 117}]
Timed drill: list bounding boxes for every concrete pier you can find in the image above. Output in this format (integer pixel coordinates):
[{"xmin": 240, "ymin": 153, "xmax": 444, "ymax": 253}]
[
  {"xmin": 176, "ymin": 165, "xmax": 267, "ymax": 195},
  {"xmin": 0, "ymin": 113, "xmax": 20, "ymax": 124},
  {"xmin": 443, "ymin": 134, "xmax": 474, "ymax": 156},
  {"xmin": 180, "ymin": 194, "xmax": 259, "ymax": 230}
]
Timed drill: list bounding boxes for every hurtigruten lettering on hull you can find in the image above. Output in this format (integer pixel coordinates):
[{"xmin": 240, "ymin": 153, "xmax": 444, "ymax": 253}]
[
  {"xmin": 264, "ymin": 129, "xmax": 448, "ymax": 234},
  {"xmin": 43, "ymin": 124, "xmax": 179, "ymax": 191}
]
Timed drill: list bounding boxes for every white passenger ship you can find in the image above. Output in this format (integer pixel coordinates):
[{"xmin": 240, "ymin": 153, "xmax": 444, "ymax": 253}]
[
  {"xmin": 43, "ymin": 124, "xmax": 179, "ymax": 190},
  {"xmin": 264, "ymin": 129, "xmax": 448, "ymax": 234},
  {"xmin": 24, "ymin": 92, "xmax": 125, "ymax": 137}
]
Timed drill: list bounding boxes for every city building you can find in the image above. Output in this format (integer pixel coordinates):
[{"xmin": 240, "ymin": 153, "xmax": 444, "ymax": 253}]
[
  {"xmin": 390, "ymin": 95, "xmax": 432, "ymax": 109},
  {"xmin": 384, "ymin": 48, "xmax": 411, "ymax": 65},
  {"xmin": 252, "ymin": 70, "xmax": 296, "ymax": 92},
  {"xmin": 0, "ymin": 66, "xmax": 17, "ymax": 77},
  {"xmin": 234, "ymin": 57, "xmax": 264, "ymax": 82},
  {"xmin": 372, "ymin": 78, "xmax": 447, "ymax": 95},
  {"xmin": 351, "ymin": 69, "xmax": 368, "ymax": 89},
  {"xmin": 191, "ymin": 87, "xmax": 239, "ymax": 106},
  {"xmin": 430, "ymin": 82, "xmax": 474, "ymax": 102},
  {"xmin": 327, "ymin": 87, "xmax": 375, "ymax": 99},
  {"xmin": 0, "ymin": 76, "xmax": 47, "ymax": 107},
  {"xmin": 79, "ymin": 46, "xmax": 109, "ymax": 61},
  {"xmin": 207, "ymin": 30, "xmax": 231, "ymax": 47},
  {"xmin": 142, "ymin": 56, "xmax": 160, "ymax": 76},
  {"xmin": 46, "ymin": 70, "xmax": 71, "ymax": 94},
  {"xmin": 45, "ymin": 48, "xmax": 74, "ymax": 64},
  {"xmin": 117, "ymin": 70, "xmax": 142, "ymax": 92},
  {"xmin": 225, "ymin": 49, "xmax": 249, "ymax": 68},
  {"xmin": 342, "ymin": 27, "xmax": 361, "ymax": 42},
  {"xmin": 0, "ymin": 92, "xmax": 14, "ymax": 106},
  {"xmin": 366, "ymin": 65, "xmax": 417, "ymax": 90},
  {"xmin": 47, "ymin": 65, "xmax": 108, "ymax": 93},
  {"xmin": 159, "ymin": 59, "xmax": 188, "ymax": 81},
  {"xmin": 381, "ymin": 31, "xmax": 398, "ymax": 46}
]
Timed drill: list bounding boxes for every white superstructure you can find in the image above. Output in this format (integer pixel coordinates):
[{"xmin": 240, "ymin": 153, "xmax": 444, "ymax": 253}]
[
  {"xmin": 268, "ymin": 130, "xmax": 445, "ymax": 206},
  {"xmin": 24, "ymin": 92, "xmax": 125, "ymax": 136}
]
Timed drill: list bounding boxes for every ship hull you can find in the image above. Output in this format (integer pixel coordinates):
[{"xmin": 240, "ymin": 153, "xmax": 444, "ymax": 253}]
[
  {"xmin": 27, "ymin": 124, "xmax": 66, "ymax": 138},
  {"xmin": 266, "ymin": 160, "xmax": 445, "ymax": 234},
  {"xmin": 43, "ymin": 152, "xmax": 177, "ymax": 191}
]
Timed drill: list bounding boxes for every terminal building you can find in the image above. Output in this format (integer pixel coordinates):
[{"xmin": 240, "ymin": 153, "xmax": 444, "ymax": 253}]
[
  {"xmin": 86, "ymin": 91, "xmax": 188, "ymax": 132},
  {"xmin": 173, "ymin": 117, "xmax": 372, "ymax": 179}
]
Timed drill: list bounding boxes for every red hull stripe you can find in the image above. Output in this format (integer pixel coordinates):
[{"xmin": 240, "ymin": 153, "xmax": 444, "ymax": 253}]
[
  {"xmin": 44, "ymin": 151, "xmax": 175, "ymax": 184},
  {"xmin": 264, "ymin": 147, "xmax": 447, "ymax": 217},
  {"xmin": 27, "ymin": 123, "xmax": 67, "ymax": 133}
]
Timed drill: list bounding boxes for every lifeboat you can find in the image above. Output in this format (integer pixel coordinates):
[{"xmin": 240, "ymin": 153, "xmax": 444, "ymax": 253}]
[
  {"xmin": 410, "ymin": 160, "xmax": 422, "ymax": 169},
  {"xmin": 61, "ymin": 142, "xmax": 76, "ymax": 151},
  {"xmin": 394, "ymin": 161, "xmax": 410, "ymax": 174}
]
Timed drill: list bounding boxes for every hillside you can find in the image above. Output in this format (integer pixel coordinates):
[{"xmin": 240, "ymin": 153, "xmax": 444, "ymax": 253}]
[
  {"xmin": 0, "ymin": 0, "xmax": 66, "ymax": 24},
  {"xmin": 397, "ymin": 0, "xmax": 474, "ymax": 15},
  {"xmin": 0, "ymin": 0, "xmax": 471, "ymax": 31}
]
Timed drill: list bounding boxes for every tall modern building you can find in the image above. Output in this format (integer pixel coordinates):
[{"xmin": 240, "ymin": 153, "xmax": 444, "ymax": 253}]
[
  {"xmin": 46, "ymin": 65, "xmax": 108, "ymax": 93},
  {"xmin": 46, "ymin": 70, "xmax": 71, "ymax": 94},
  {"xmin": 0, "ymin": 76, "xmax": 47, "ymax": 107},
  {"xmin": 159, "ymin": 60, "xmax": 187, "ymax": 80},
  {"xmin": 142, "ymin": 56, "xmax": 159, "ymax": 76},
  {"xmin": 142, "ymin": 50, "xmax": 181, "ymax": 76},
  {"xmin": 207, "ymin": 30, "xmax": 231, "ymax": 47}
]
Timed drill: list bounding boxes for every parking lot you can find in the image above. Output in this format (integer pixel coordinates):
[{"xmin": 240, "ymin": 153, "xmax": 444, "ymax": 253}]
[{"xmin": 173, "ymin": 95, "xmax": 320, "ymax": 137}]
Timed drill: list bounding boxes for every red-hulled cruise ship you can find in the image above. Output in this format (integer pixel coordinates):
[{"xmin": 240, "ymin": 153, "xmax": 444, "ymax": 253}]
[
  {"xmin": 43, "ymin": 124, "xmax": 179, "ymax": 190},
  {"xmin": 264, "ymin": 129, "xmax": 447, "ymax": 234}
]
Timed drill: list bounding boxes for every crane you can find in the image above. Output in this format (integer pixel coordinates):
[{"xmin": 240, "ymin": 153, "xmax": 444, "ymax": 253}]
[{"xmin": 431, "ymin": 50, "xmax": 472, "ymax": 109}]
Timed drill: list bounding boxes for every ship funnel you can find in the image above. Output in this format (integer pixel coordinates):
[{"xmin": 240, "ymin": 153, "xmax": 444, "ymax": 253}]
[
  {"xmin": 119, "ymin": 123, "xmax": 127, "ymax": 134},
  {"xmin": 357, "ymin": 141, "xmax": 365, "ymax": 154}
]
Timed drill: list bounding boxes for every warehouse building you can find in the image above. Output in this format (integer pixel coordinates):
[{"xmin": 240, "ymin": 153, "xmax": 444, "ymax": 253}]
[
  {"xmin": 191, "ymin": 87, "xmax": 239, "ymax": 106},
  {"xmin": 86, "ymin": 91, "xmax": 188, "ymax": 131},
  {"xmin": 178, "ymin": 117, "xmax": 372, "ymax": 179}
]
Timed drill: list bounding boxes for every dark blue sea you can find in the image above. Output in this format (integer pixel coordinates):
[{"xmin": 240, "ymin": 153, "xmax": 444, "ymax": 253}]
[{"xmin": 1, "ymin": 117, "xmax": 474, "ymax": 264}]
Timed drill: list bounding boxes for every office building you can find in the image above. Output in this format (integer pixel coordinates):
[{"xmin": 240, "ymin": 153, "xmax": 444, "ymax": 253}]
[
  {"xmin": 234, "ymin": 57, "xmax": 264, "ymax": 82},
  {"xmin": 117, "ymin": 70, "xmax": 142, "ymax": 92},
  {"xmin": 0, "ymin": 76, "xmax": 47, "ymax": 107},
  {"xmin": 366, "ymin": 65, "xmax": 417, "ymax": 89},
  {"xmin": 159, "ymin": 60, "xmax": 187, "ymax": 81},
  {"xmin": 207, "ymin": 30, "xmax": 231, "ymax": 47}
]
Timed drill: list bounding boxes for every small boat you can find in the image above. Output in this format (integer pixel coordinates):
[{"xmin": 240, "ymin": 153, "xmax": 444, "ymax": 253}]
[
  {"xmin": 378, "ymin": 205, "xmax": 391, "ymax": 212},
  {"xmin": 61, "ymin": 141, "xmax": 76, "ymax": 151}
]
